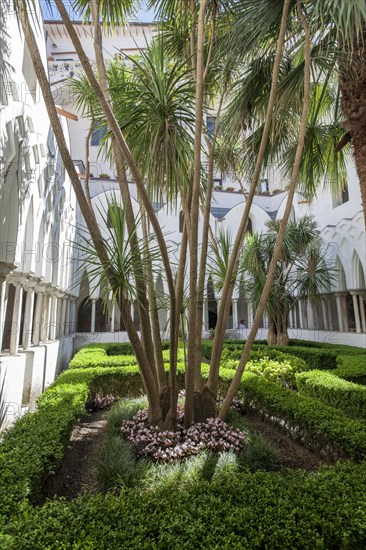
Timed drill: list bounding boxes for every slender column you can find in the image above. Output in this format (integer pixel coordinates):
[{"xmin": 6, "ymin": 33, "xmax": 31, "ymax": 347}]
[
  {"xmin": 64, "ymin": 299, "xmax": 70, "ymax": 336},
  {"xmin": 326, "ymin": 296, "xmax": 334, "ymax": 330},
  {"xmin": 335, "ymin": 293, "xmax": 344, "ymax": 332},
  {"xmin": 0, "ymin": 279, "xmax": 9, "ymax": 352},
  {"xmin": 232, "ymin": 299, "xmax": 238, "ymax": 331},
  {"xmin": 297, "ymin": 300, "xmax": 303, "ymax": 329},
  {"xmin": 40, "ymin": 293, "xmax": 49, "ymax": 342},
  {"xmin": 32, "ymin": 291, "xmax": 44, "ymax": 345},
  {"xmin": 69, "ymin": 299, "xmax": 76, "ymax": 334},
  {"xmin": 9, "ymin": 284, "xmax": 23, "ymax": 354},
  {"xmin": 202, "ymin": 299, "xmax": 207, "ymax": 332},
  {"xmin": 321, "ymin": 297, "xmax": 328, "ymax": 331},
  {"xmin": 91, "ymin": 299, "xmax": 96, "ymax": 333},
  {"xmin": 60, "ymin": 298, "xmax": 67, "ymax": 338},
  {"xmin": 341, "ymin": 294, "xmax": 349, "ymax": 332},
  {"xmin": 248, "ymin": 303, "xmax": 253, "ymax": 327},
  {"xmin": 359, "ymin": 294, "xmax": 366, "ymax": 333},
  {"xmin": 302, "ymin": 300, "xmax": 308, "ymax": 329},
  {"xmin": 49, "ymin": 295, "xmax": 57, "ymax": 340},
  {"xmin": 110, "ymin": 301, "xmax": 115, "ymax": 332},
  {"xmin": 22, "ymin": 287, "xmax": 35, "ymax": 351},
  {"xmin": 350, "ymin": 291, "xmax": 362, "ymax": 334}
]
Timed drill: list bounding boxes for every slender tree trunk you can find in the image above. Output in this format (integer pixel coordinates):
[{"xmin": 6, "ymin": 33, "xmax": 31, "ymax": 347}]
[
  {"xmin": 88, "ymin": 2, "xmax": 167, "ymax": 424},
  {"xmin": 205, "ymin": 0, "xmax": 292, "ymax": 409},
  {"xmin": 89, "ymin": 1, "xmax": 163, "ymax": 407},
  {"xmin": 219, "ymin": 0, "xmax": 311, "ymax": 420},
  {"xmin": 185, "ymin": 0, "xmax": 208, "ymax": 426},
  {"xmin": 84, "ymin": 114, "xmax": 94, "ymax": 207},
  {"xmin": 54, "ymin": 1, "xmax": 179, "ymax": 385}
]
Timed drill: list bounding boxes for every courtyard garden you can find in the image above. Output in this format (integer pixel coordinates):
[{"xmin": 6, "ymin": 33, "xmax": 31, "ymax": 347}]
[{"xmin": 1, "ymin": 339, "xmax": 366, "ymax": 548}]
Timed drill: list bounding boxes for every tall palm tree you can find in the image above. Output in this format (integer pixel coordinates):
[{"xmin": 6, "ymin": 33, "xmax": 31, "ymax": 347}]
[
  {"xmin": 242, "ymin": 218, "xmax": 333, "ymax": 346},
  {"xmin": 224, "ymin": 0, "xmax": 366, "ymax": 224}
]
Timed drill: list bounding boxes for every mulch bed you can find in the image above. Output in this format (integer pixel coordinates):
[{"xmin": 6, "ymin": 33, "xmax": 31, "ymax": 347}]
[
  {"xmin": 41, "ymin": 410, "xmax": 107, "ymax": 502},
  {"xmin": 242, "ymin": 411, "xmax": 328, "ymax": 470}
]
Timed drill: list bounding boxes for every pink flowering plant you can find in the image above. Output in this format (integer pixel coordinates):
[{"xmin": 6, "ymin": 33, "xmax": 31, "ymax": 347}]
[{"xmin": 121, "ymin": 408, "xmax": 248, "ymax": 462}]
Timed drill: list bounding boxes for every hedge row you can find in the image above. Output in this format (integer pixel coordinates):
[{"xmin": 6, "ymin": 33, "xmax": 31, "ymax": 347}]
[
  {"xmin": 70, "ymin": 345, "xmax": 181, "ymax": 369},
  {"xmin": 202, "ymin": 340, "xmax": 338, "ymax": 370},
  {"xmin": 289, "ymin": 339, "xmax": 366, "ymax": 354},
  {"xmin": 296, "ymin": 370, "xmax": 366, "ymax": 419},
  {"xmin": 0, "ymin": 382, "xmax": 88, "ymax": 520},
  {"xmin": 241, "ymin": 373, "xmax": 366, "ymax": 460},
  {"xmin": 332, "ymin": 355, "xmax": 366, "ymax": 385},
  {"xmin": 2, "ymin": 461, "xmax": 366, "ymax": 549}
]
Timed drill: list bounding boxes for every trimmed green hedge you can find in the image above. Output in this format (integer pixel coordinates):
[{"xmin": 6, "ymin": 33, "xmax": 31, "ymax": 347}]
[
  {"xmin": 296, "ymin": 370, "xmax": 366, "ymax": 419},
  {"xmin": 1, "ymin": 461, "xmax": 366, "ymax": 549},
  {"xmin": 241, "ymin": 373, "xmax": 366, "ymax": 460},
  {"xmin": 1, "ymin": 342, "xmax": 366, "ymax": 548},
  {"xmin": 202, "ymin": 340, "xmax": 338, "ymax": 370},
  {"xmin": 0, "ymin": 382, "xmax": 88, "ymax": 520},
  {"xmin": 289, "ymin": 339, "xmax": 366, "ymax": 354},
  {"xmin": 70, "ymin": 344, "xmax": 181, "ymax": 369},
  {"xmin": 332, "ymin": 355, "xmax": 366, "ymax": 385}
]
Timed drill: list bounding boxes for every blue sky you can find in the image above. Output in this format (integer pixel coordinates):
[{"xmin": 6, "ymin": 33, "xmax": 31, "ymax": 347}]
[{"xmin": 41, "ymin": 1, "xmax": 155, "ymax": 22}]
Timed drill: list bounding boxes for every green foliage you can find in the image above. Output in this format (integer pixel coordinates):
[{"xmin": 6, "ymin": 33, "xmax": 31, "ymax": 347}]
[
  {"xmin": 2, "ymin": 461, "xmax": 366, "ymax": 548},
  {"xmin": 0, "ymin": 382, "xmax": 88, "ymax": 519},
  {"xmin": 296, "ymin": 370, "xmax": 366, "ymax": 419},
  {"xmin": 241, "ymin": 373, "xmax": 366, "ymax": 460},
  {"xmin": 331, "ymin": 355, "xmax": 366, "ymax": 385},
  {"xmin": 70, "ymin": 343, "xmax": 176, "ymax": 369},
  {"xmin": 246, "ymin": 357, "xmax": 304, "ymax": 388}
]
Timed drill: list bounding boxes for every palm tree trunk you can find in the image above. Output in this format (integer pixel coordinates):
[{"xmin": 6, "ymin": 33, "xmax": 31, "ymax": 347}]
[
  {"xmin": 205, "ymin": 0, "xmax": 292, "ymax": 407},
  {"xmin": 185, "ymin": 0, "xmax": 208, "ymax": 426},
  {"xmin": 89, "ymin": 1, "xmax": 162, "ymax": 399},
  {"xmin": 219, "ymin": 0, "xmax": 311, "ymax": 420},
  {"xmin": 339, "ymin": 24, "xmax": 366, "ymax": 227}
]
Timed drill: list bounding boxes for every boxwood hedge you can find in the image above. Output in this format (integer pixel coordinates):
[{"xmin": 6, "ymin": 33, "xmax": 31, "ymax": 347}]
[
  {"xmin": 1, "ymin": 342, "xmax": 366, "ymax": 549},
  {"xmin": 296, "ymin": 370, "xmax": 366, "ymax": 419}
]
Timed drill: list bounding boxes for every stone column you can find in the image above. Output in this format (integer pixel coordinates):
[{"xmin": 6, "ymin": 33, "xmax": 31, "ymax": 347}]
[
  {"xmin": 202, "ymin": 300, "xmax": 208, "ymax": 332},
  {"xmin": 91, "ymin": 299, "xmax": 96, "ymax": 333},
  {"xmin": 40, "ymin": 293, "xmax": 49, "ymax": 342},
  {"xmin": 64, "ymin": 299, "xmax": 70, "ymax": 336},
  {"xmin": 350, "ymin": 291, "xmax": 362, "ymax": 334},
  {"xmin": 49, "ymin": 294, "xmax": 57, "ymax": 340},
  {"xmin": 321, "ymin": 297, "xmax": 328, "ymax": 331},
  {"xmin": 248, "ymin": 304, "xmax": 253, "ymax": 328},
  {"xmin": 22, "ymin": 287, "xmax": 35, "ymax": 350},
  {"xmin": 359, "ymin": 293, "xmax": 366, "ymax": 333},
  {"xmin": 60, "ymin": 298, "xmax": 67, "ymax": 338},
  {"xmin": 32, "ymin": 290, "xmax": 44, "ymax": 345},
  {"xmin": 9, "ymin": 283, "xmax": 23, "ymax": 354},
  {"xmin": 335, "ymin": 292, "xmax": 349, "ymax": 332},
  {"xmin": 110, "ymin": 301, "xmax": 115, "ymax": 332},
  {"xmin": 69, "ymin": 299, "xmax": 76, "ymax": 334},
  {"xmin": 297, "ymin": 300, "xmax": 303, "ymax": 329},
  {"xmin": 232, "ymin": 299, "xmax": 238, "ymax": 331},
  {"xmin": 0, "ymin": 279, "xmax": 9, "ymax": 352},
  {"xmin": 307, "ymin": 302, "xmax": 314, "ymax": 329},
  {"xmin": 326, "ymin": 296, "xmax": 334, "ymax": 331}
]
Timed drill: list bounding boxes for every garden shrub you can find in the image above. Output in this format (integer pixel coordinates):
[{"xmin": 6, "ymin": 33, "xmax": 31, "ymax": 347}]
[
  {"xmin": 332, "ymin": 355, "xmax": 366, "ymax": 385},
  {"xmin": 1, "ymin": 341, "xmax": 366, "ymax": 550},
  {"xmin": 240, "ymin": 373, "xmax": 366, "ymax": 460},
  {"xmin": 296, "ymin": 370, "xmax": 366, "ymax": 419},
  {"xmin": 1, "ymin": 462, "xmax": 366, "ymax": 549}
]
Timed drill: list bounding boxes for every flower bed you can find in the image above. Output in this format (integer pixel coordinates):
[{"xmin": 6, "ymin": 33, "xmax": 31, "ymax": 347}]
[{"xmin": 121, "ymin": 408, "xmax": 247, "ymax": 461}]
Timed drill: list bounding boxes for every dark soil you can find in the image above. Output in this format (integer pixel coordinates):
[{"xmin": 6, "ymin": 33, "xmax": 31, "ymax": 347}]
[
  {"xmin": 41, "ymin": 410, "xmax": 107, "ymax": 501},
  {"xmin": 243, "ymin": 411, "xmax": 328, "ymax": 470}
]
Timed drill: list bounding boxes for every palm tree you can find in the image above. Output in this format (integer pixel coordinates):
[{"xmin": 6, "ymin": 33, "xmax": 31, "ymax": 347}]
[
  {"xmin": 224, "ymin": 0, "xmax": 366, "ymax": 224},
  {"xmin": 241, "ymin": 218, "xmax": 333, "ymax": 346}
]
